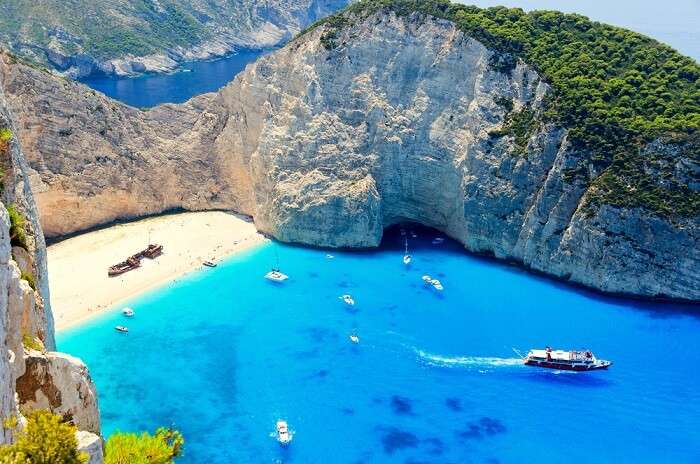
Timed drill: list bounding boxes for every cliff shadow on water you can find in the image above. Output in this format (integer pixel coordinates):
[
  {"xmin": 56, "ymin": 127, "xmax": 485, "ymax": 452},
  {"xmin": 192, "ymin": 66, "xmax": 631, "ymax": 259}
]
[{"xmin": 375, "ymin": 223, "xmax": 700, "ymax": 318}]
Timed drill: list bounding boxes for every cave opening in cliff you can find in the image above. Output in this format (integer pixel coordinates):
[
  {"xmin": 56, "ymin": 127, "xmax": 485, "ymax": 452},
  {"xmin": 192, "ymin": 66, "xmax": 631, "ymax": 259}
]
[{"xmin": 381, "ymin": 223, "xmax": 462, "ymax": 254}]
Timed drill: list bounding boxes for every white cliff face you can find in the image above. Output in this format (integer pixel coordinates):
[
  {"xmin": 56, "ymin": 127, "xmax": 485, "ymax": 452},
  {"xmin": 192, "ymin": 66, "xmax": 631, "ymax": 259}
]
[
  {"xmin": 1, "ymin": 14, "xmax": 698, "ymax": 300},
  {"xmin": 0, "ymin": 208, "xmax": 18, "ymax": 445},
  {"xmin": 16, "ymin": 351, "xmax": 100, "ymax": 435},
  {"xmin": 216, "ymin": 12, "xmax": 699, "ymax": 299},
  {"xmin": 0, "ymin": 77, "xmax": 100, "ymax": 444}
]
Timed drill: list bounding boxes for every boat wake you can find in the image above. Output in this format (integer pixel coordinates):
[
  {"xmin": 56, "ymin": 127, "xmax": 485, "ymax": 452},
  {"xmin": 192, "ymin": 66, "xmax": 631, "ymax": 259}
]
[{"xmin": 416, "ymin": 349, "xmax": 523, "ymax": 369}]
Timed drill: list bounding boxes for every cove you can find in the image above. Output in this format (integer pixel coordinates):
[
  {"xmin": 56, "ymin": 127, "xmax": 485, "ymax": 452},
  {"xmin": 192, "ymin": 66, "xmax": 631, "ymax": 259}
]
[
  {"xmin": 79, "ymin": 49, "xmax": 267, "ymax": 108},
  {"xmin": 57, "ymin": 227, "xmax": 700, "ymax": 463}
]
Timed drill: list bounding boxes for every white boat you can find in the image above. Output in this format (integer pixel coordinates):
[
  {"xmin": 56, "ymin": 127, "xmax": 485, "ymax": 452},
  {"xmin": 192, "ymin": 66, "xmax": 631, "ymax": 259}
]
[
  {"xmin": 519, "ymin": 347, "xmax": 612, "ymax": 371},
  {"xmin": 326, "ymin": 254, "xmax": 334, "ymax": 259},
  {"xmin": 430, "ymin": 279, "xmax": 444, "ymax": 291},
  {"xmin": 421, "ymin": 275, "xmax": 433, "ymax": 283},
  {"xmin": 122, "ymin": 308, "xmax": 134, "ymax": 317},
  {"xmin": 403, "ymin": 238, "xmax": 412, "ymax": 265},
  {"xmin": 349, "ymin": 334, "xmax": 360, "ymax": 344},
  {"xmin": 203, "ymin": 260, "xmax": 217, "ymax": 268},
  {"xmin": 276, "ymin": 420, "xmax": 292, "ymax": 445},
  {"xmin": 114, "ymin": 326, "xmax": 128, "ymax": 333},
  {"xmin": 340, "ymin": 294, "xmax": 355, "ymax": 306},
  {"xmin": 265, "ymin": 269, "xmax": 289, "ymax": 282},
  {"xmin": 432, "ymin": 237, "xmax": 445, "ymax": 245}
]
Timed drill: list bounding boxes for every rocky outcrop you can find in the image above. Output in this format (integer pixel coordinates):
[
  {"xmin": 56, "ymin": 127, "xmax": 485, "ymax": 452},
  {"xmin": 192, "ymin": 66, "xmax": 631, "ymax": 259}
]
[
  {"xmin": 76, "ymin": 431, "xmax": 104, "ymax": 464},
  {"xmin": 1, "ymin": 0, "xmax": 348, "ymax": 78},
  {"xmin": 16, "ymin": 351, "xmax": 100, "ymax": 435},
  {"xmin": 0, "ymin": 67, "xmax": 100, "ymax": 445},
  {"xmin": 1, "ymin": 13, "xmax": 698, "ymax": 300}
]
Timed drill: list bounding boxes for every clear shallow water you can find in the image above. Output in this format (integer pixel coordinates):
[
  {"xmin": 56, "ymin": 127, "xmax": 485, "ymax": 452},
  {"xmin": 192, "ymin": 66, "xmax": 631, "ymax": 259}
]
[
  {"xmin": 58, "ymin": 228, "xmax": 700, "ymax": 463},
  {"xmin": 79, "ymin": 49, "xmax": 267, "ymax": 108}
]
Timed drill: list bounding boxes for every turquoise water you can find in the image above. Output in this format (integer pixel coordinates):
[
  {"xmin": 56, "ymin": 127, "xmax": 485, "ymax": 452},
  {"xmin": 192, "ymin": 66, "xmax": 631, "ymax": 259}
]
[
  {"xmin": 79, "ymin": 49, "xmax": 266, "ymax": 108},
  {"xmin": 57, "ymin": 227, "xmax": 700, "ymax": 463}
]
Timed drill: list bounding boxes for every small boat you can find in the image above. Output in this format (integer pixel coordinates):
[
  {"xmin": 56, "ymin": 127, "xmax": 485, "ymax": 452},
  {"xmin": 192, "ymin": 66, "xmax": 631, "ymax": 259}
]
[
  {"xmin": 430, "ymin": 279, "xmax": 444, "ymax": 291},
  {"xmin": 114, "ymin": 326, "xmax": 128, "ymax": 333},
  {"xmin": 326, "ymin": 254, "xmax": 334, "ymax": 259},
  {"xmin": 349, "ymin": 334, "xmax": 360, "ymax": 344},
  {"xmin": 203, "ymin": 260, "xmax": 217, "ymax": 268},
  {"xmin": 421, "ymin": 275, "xmax": 433, "ymax": 283},
  {"xmin": 520, "ymin": 347, "xmax": 612, "ymax": 371},
  {"xmin": 410, "ymin": 231, "xmax": 417, "ymax": 238},
  {"xmin": 276, "ymin": 420, "xmax": 292, "ymax": 445},
  {"xmin": 340, "ymin": 294, "xmax": 355, "ymax": 306},
  {"xmin": 122, "ymin": 308, "xmax": 134, "ymax": 317},
  {"xmin": 432, "ymin": 237, "xmax": 445, "ymax": 245},
  {"xmin": 403, "ymin": 238, "xmax": 412, "ymax": 265},
  {"xmin": 265, "ymin": 269, "xmax": 289, "ymax": 282}
]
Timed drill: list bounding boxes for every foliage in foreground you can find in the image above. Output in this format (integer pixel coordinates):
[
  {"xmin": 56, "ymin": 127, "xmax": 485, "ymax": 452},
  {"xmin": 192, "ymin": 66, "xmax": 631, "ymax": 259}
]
[
  {"xmin": 104, "ymin": 427, "xmax": 184, "ymax": 464},
  {"xmin": 0, "ymin": 410, "xmax": 184, "ymax": 464},
  {"xmin": 302, "ymin": 0, "xmax": 700, "ymax": 218},
  {"xmin": 0, "ymin": 410, "xmax": 87, "ymax": 464}
]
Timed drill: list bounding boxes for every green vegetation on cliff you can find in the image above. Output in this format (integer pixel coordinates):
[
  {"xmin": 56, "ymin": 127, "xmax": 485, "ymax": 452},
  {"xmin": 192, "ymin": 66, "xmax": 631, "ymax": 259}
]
[
  {"xmin": 0, "ymin": 410, "xmax": 184, "ymax": 464},
  {"xmin": 0, "ymin": 410, "xmax": 88, "ymax": 463},
  {"xmin": 304, "ymin": 0, "xmax": 700, "ymax": 218},
  {"xmin": 0, "ymin": 0, "xmax": 348, "ymax": 69},
  {"xmin": 105, "ymin": 428, "xmax": 184, "ymax": 464}
]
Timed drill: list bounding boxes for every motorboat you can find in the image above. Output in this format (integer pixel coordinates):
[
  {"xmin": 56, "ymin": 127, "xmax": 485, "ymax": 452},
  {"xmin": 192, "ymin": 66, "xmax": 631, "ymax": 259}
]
[
  {"xmin": 203, "ymin": 260, "xmax": 217, "ymax": 268},
  {"xmin": 340, "ymin": 294, "xmax": 355, "ymax": 306},
  {"xmin": 326, "ymin": 254, "xmax": 334, "ymax": 259},
  {"xmin": 430, "ymin": 279, "xmax": 444, "ymax": 291},
  {"xmin": 122, "ymin": 308, "xmax": 134, "ymax": 317},
  {"xmin": 520, "ymin": 347, "xmax": 612, "ymax": 371},
  {"xmin": 265, "ymin": 269, "xmax": 289, "ymax": 282},
  {"xmin": 114, "ymin": 326, "xmax": 128, "ymax": 333},
  {"xmin": 421, "ymin": 275, "xmax": 433, "ymax": 283},
  {"xmin": 349, "ymin": 334, "xmax": 360, "ymax": 344},
  {"xmin": 276, "ymin": 420, "xmax": 292, "ymax": 445},
  {"xmin": 432, "ymin": 237, "xmax": 445, "ymax": 245}
]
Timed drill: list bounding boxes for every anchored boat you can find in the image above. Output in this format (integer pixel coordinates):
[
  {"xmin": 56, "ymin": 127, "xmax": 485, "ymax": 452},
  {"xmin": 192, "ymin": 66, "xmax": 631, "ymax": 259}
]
[
  {"xmin": 122, "ymin": 308, "xmax": 134, "ymax": 317},
  {"xmin": 265, "ymin": 269, "xmax": 289, "ymax": 282},
  {"xmin": 276, "ymin": 420, "xmax": 292, "ymax": 445},
  {"xmin": 520, "ymin": 347, "xmax": 612, "ymax": 371},
  {"xmin": 403, "ymin": 238, "xmax": 412, "ymax": 265}
]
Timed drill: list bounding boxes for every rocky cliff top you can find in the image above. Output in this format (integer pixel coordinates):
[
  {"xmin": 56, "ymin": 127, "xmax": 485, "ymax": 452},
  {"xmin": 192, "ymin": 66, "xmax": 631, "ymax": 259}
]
[
  {"xmin": 0, "ymin": 0, "xmax": 348, "ymax": 77},
  {"xmin": 302, "ymin": 0, "xmax": 700, "ymax": 220}
]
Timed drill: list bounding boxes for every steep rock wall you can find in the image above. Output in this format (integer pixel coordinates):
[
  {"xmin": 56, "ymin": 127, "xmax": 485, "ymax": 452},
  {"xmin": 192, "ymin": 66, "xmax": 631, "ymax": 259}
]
[
  {"xmin": 1, "ymin": 14, "xmax": 698, "ymax": 301},
  {"xmin": 0, "ymin": 71, "xmax": 100, "ymax": 444}
]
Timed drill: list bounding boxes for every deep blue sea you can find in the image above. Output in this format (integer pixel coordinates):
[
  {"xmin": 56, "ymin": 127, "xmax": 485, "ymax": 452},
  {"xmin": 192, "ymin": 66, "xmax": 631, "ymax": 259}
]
[
  {"xmin": 79, "ymin": 49, "xmax": 266, "ymax": 108},
  {"xmin": 57, "ymin": 227, "xmax": 700, "ymax": 463}
]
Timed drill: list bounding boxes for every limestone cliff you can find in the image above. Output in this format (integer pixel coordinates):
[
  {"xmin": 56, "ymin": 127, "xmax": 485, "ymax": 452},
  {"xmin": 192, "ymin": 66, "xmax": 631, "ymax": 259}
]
[
  {"xmin": 0, "ymin": 11, "xmax": 698, "ymax": 301},
  {"xmin": 0, "ymin": 71, "xmax": 100, "ymax": 445}
]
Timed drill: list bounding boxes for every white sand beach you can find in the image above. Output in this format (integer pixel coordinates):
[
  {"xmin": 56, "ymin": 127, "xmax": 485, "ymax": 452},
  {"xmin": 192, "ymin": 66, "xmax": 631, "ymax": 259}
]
[{"xmin": 47, "ymin": 211, "xmax": 266, "ymax": 330}]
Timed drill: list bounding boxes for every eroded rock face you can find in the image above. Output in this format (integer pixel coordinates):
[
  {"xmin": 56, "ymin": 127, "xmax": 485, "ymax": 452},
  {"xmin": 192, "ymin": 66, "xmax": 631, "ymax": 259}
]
[
  {"xmin": 16, "ymin": 351, "xmax": 100, "ymax": 435},
  {"xmin": 0, "ymin": 74, "xmax": 100, "ymax": 444},
  {"xmin": 1, "ymin": 13, "xmax": 698, "ymax": 300}
]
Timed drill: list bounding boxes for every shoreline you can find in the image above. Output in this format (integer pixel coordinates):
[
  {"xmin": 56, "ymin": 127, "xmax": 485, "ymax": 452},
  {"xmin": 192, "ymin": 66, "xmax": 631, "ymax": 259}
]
[{"xmin": 48, "ymin": 211, "xmax": 267, "ymax": 332}]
